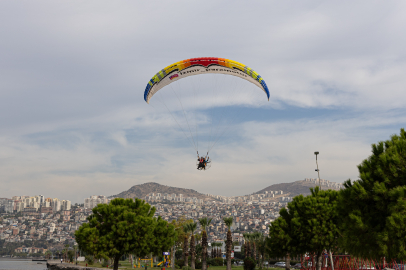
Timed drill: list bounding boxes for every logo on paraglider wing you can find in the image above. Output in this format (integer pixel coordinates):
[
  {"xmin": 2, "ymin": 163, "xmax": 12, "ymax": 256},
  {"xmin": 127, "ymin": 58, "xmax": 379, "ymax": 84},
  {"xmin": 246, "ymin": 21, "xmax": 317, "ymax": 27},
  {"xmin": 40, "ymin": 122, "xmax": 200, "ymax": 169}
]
[{"xmin": 169, "ymin": 74, "xmax": 179, "ymax": 80}]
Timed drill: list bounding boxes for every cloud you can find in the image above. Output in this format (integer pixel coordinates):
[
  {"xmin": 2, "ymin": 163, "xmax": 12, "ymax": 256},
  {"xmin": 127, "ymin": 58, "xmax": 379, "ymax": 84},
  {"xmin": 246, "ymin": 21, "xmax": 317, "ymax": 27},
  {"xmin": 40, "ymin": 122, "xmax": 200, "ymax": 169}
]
[{"xmin": 0, "ymin": 1, "xmax": 406, "ymax": 202}]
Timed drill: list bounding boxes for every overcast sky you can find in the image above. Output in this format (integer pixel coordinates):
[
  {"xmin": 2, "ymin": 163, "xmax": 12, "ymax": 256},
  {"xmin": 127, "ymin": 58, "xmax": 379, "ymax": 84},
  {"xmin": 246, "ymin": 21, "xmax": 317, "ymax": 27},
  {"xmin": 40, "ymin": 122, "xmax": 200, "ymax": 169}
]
[{"xmin": 1, "ymin": 1, "xmax": 406, "ymax": 203}]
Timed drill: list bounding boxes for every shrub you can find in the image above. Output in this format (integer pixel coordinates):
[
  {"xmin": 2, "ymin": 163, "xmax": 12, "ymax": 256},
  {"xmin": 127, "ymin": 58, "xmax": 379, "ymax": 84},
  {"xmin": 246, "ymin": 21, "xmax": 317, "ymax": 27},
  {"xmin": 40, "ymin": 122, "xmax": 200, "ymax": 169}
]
[
  {"xmin": 101, "ymin": 260, "xmax": 108, "ymax": 267},
  {"xmin": 208, "ymin": 258, "xmax": 224, "ymax": 266},
  {"xmin": 244, "ymin": 257, "xmax": 256, "ymax": 270},
  {"xmin": 85, "ymin": 255, "xmax": 94, "ymax": 265},
  {"xmin": 176, "ymin": 259, "xmax": 184, "ymax": 269},
  {"xmin": 195, "ymin": 261, "xmax": 202, "ymax": 269},
  {"xmin": 182, "ymin": 267, "xmax": 192, "ymax": 270}
]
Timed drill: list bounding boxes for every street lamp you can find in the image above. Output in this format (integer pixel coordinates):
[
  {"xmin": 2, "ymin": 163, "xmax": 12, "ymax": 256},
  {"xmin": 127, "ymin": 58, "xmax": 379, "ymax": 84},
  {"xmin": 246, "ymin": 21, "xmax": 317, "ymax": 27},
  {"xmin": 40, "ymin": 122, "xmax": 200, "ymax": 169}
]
[{"xmin": 314, "ymin": 151, "xmax": 321, "ymax": 189}]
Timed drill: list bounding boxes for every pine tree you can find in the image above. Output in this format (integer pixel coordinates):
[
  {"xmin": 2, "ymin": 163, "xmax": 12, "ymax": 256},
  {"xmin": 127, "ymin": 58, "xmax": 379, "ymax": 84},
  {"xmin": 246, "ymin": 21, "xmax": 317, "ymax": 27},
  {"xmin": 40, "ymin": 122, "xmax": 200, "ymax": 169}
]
[
  {"xmin": 339, "ymin": 128, "xmax": 406, "ymax": 260},
  {"xmin": 268, "ymin": 188, "xmax": 339, "ymax": 270}
]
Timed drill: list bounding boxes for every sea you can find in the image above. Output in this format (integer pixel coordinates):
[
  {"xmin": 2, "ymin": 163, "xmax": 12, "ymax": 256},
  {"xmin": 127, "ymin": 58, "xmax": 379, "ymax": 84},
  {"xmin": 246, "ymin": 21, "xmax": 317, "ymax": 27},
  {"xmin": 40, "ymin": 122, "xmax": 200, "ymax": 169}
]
[{"xmin": 0, "ymin": 260, "xmax": 48, "ymax": 270}]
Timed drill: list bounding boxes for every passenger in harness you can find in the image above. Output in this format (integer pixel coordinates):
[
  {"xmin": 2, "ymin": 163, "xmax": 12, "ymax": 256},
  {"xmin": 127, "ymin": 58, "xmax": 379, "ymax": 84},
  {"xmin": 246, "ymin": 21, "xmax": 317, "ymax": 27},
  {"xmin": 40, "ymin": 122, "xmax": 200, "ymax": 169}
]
[{"xmin": 197, "ymin": 154, "xmax": 210, "ymax": 170}]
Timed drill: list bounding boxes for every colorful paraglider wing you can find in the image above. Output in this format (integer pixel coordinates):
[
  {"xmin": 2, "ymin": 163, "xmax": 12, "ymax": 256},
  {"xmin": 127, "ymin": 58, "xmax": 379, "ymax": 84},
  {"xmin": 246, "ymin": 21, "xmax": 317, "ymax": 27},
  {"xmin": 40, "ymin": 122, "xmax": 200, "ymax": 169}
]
[{"xmin": 144, "ymin": 57, "xmax": 269, "ymax": 103}]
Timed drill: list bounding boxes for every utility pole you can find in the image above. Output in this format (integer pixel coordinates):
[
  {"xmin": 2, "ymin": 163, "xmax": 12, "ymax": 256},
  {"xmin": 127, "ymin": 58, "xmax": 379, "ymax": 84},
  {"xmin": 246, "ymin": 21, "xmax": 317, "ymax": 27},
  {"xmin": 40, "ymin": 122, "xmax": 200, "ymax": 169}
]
[
  {"xmin": 314, "ymin": 151, "xmax": 321, "ymax": 190},
  {"xmin": 315, "ymin": 151, "xmax": 334, "ymax": 270}
]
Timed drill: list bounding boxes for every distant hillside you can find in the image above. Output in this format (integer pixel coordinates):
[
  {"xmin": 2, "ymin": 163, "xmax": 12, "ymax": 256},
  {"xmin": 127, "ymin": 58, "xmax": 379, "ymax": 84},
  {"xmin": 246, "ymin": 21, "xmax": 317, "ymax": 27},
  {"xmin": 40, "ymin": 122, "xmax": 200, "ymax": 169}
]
[
  {"xmin": 110, "ymin": 182, "xmax": 211, "ymax": 200},
  {"xmin": 254, "ymin": 179, "xmax": 343, "ymax": 197}
]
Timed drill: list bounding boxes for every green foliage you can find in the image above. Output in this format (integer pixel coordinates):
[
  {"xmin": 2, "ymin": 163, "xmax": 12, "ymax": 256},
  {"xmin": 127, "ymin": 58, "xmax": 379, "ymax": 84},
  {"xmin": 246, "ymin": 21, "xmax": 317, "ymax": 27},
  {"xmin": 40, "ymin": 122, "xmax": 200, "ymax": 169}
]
[
  {"xmin": 85, "ymin": 255, "xmax": 94, "ymax": 265},
  {"xmin": 175, "ymin": 250, "xmax": 183, "ymax": 260},
  {"xmin": 195, "ymin": 243, "xmax": 203, "ymax": 258},
  {"xmin": 199, "ymin": 217, "xmax": 213, "ymax": 270},
  {"xmin": 208, "ymin": 257, "xmax": 224, "ymax": 266},
  {"xmin": 176, "ymin": 259, "xmax": 185, "ymax": 268},
  {"xmin": 195, "ymin": 261, "xmax": 203, "ymax": 269},
  {"xmin": 198, "ymin": 217, "xmax": 212, "ymax": 230},
  {"xmin": 101, "ymin": 260, "xmax": 109, "ymax": 267},
  {"xmin": 223, "ymin": 217, "xmax": 233, "ymax": 228},
  {"xmin": 75, "ymin": 198, "xmax": 176, "ymax": 270},
  {"xmin": 189, "ymin": 222, "xmax": 197, "ymax": 269},
  {"xmin": 243, "ymin": 257, "xmax": 256, "ymax": 270},
  {"xmin": 67, "ymin": 250, "xmax": 74, "ymax": 262},
  {"xmin": 339, "ymin": 128, "xmax": 406, "ymax": 260},
  {"xmin": 171, "ymin": 217, "xmax": 193, "ymax": 247},
  {"xmin": 182, "ymin": 266, "xmax": 192, "ymax": 270},
  {"xmin": 267, "ymin": 187, "xmax": 339, "ymax": 264}
]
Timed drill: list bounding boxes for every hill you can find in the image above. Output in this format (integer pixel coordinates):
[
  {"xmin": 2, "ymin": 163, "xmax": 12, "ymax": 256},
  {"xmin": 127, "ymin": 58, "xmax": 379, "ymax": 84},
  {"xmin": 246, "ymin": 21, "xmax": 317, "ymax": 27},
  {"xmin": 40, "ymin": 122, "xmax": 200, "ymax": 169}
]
[
  {"xmin": 109, "ymin": 182, "xmax": 211, "ymax": 200},
  {"xmin": 253, "ymin": 178, "xmax": 343, "ymax": 197}
]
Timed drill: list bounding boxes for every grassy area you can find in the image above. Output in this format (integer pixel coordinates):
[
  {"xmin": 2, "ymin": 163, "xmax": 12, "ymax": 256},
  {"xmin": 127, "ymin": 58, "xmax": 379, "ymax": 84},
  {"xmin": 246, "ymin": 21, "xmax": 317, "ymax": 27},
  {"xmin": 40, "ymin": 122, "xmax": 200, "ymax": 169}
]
[
  {"xmin": 75, "ymin": 260, "xmax": 165, "ymax": 269},
  {"xmin": 72, "ymin": 261, "xmax": 283, "ymax": 270}
]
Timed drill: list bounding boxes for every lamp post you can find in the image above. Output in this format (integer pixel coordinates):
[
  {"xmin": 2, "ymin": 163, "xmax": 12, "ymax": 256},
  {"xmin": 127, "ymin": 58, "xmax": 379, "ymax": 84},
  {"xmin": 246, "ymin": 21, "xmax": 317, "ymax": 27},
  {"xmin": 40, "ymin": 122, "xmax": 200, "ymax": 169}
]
[{"xmin": 314, "ymin": 151, "xmax": 321, "ymax": 189}]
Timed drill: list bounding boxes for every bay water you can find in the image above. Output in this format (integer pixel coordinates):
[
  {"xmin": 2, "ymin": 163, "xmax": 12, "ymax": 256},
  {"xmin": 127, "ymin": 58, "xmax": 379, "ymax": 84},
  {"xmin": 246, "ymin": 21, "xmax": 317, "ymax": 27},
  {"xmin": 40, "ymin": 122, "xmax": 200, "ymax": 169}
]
[{"xmin": 0, "ymin": 260, "xmax": 48, "ymax": 270}]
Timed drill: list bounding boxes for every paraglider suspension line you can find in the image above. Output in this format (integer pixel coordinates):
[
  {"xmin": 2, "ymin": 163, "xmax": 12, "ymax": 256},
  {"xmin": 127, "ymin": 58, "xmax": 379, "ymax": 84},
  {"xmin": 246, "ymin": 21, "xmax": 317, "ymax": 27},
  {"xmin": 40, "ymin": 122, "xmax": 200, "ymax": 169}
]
[{"xmin": 170, "ymin": 84, "xmax": 198, "ymax": 151}]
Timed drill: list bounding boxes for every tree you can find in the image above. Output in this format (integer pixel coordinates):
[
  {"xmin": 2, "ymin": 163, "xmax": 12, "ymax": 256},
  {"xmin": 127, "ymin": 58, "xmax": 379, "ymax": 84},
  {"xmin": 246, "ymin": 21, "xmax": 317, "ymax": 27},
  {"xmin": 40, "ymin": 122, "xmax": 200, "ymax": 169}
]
[
  {"xmin": 171, "ymin": 216, "xmax": 193, "ymax": 270},
  {"xmin": 268, "ymin": 188, "xmax": 339, "ymax": 270},
  {"xmin": 171, "ymin": 217, "xmax": 193, "ymax": 270},
  {"xmin": 214, "ymin": 242, "xmax": 221, "ymax": 258},
  {"xmin": 223, "ymin": 217, "xmax": 233, "ymax": 270},
  {"xmin": 45, "ymin": 250, "xmax": 52, "ymax": 260},
  {"xmin": 211, "ymin": 242, "xmax": 219, "ymax": 258},
  {"xmin": 251, "ymin": 231, "xmax": 261, "ymax": 262},
  {"xmin": 75, "ymin": 198, "xmax": 176, "ymax": 270},
  {"xmin": 255, "ymin": 233, "xmax": 266, "ymax": 269},
  {"xmin": 67, "ymin": 250, "xmax": 75, "ymax": 262},
  {"xmin": 189, "ymin": 222, "xmax": 197, "ymax": 269},
  {"xmin": 243, "ymin": 233, "xmax": 249, "ymax": 258},
  {"xmin": 339, "ymin": 128, "xmax": 406, "ymax": 260},
  {"xmin": 183, "ymin": 223, "xmax": 191, "ymax": 267},
  {"xmin": 245, "ymin": 233, "xmax": 252, "ymax": 258},
  {"xmin": 199, "ymin": 217, "xmax": 212, "ymax": 270},
  {"xmin": 63, "ymin": 244, "xmax": 69, "ymax": 261},
  {"xmin": 267, "ymin": 216, "xmax": 294, "ymax": 270}
]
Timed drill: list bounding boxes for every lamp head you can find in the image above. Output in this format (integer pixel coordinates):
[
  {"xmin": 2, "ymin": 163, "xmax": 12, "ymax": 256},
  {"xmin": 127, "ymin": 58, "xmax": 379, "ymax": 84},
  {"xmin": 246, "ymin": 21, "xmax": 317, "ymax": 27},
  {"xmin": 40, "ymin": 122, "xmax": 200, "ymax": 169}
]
[{"xmin": 314, "ymin": 151, "xmax": 319, "ymax": 155}]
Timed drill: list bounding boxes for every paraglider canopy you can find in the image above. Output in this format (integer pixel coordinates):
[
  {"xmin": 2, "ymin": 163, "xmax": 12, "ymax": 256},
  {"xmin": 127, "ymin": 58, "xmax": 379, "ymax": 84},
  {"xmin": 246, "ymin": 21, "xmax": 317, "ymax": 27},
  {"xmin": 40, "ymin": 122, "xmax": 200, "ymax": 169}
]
[{"xmin": 144, "ymin": 57, "xmax": 269, "ymax": 103}]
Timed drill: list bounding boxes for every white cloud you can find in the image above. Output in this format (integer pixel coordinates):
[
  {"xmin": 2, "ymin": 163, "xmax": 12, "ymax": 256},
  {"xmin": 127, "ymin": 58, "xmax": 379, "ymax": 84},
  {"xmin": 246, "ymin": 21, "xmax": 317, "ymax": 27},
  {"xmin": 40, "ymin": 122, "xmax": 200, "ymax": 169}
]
[{"xmin": 0, "ymin": 0, "xmax": 406, "ymax": 201}]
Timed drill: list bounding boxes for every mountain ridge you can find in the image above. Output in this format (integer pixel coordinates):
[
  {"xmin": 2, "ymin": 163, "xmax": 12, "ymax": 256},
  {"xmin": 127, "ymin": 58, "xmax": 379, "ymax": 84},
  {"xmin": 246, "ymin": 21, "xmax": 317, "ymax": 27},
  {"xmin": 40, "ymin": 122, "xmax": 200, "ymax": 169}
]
[
  {"xmin": 110, "ymin": 179, "xmax": 343, "ymax": 200},
  {"xmin": 109, "ymin": 182, "xmax": 211, "ymax": 200}
]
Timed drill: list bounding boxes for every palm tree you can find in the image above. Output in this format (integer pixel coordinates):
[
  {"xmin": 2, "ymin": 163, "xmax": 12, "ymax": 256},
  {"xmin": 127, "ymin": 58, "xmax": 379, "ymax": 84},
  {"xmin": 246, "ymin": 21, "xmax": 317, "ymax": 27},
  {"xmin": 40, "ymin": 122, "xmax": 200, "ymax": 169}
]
[
  {"xmin": 63, "ymin": 244, "xmax": 69, "ymax": 262},
  {"xmin": 252, "ymin": 231, "xmax": 261, "ymax": 262},
  {"xmin": 243, "ymin": 233, "xmax": 249, "ymax": 258},
  {"xmin": 189, "ymin": 222, "xmax": 197, "ymax": 270},
  {"xmin": 214, "ymin": 242, "xmax": 220, "ymax": 258},
  {"xmin": 210, "ymin": 242, "xmax": 215, "ymax": 258},
  {"xmin": 255, "ymin": 233, "xmax": 266, "ymax": 269},
  {"xmin": 45, "ymin": 250, "xmax": 52, "ymax": 260},
  {"xmin": 183, "ymin": 223, "xmax": 191, "ymax": 267},
  {"xmin": 244, "ymin": 233, "xmax": 252, "ymax": 258},
  {"xmin": 199, "ymin": 217, "xmax": 212, "ymax": 270},
  {"xmin": 223, "ymin": 217, "xmax": 233, "ymax": 270}
]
